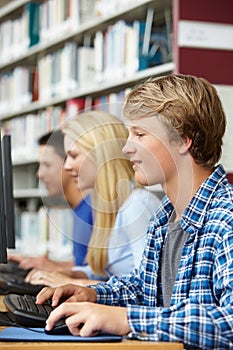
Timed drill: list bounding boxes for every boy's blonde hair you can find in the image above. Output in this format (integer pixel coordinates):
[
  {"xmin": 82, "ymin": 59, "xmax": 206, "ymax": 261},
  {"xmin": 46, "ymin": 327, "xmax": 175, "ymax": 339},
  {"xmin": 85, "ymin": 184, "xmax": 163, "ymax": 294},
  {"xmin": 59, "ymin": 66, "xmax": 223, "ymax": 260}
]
[
  {"xmin": 122, "ymin": 74, "xmax": 226, "ymax": 168},
  {"xmin": 62, "ymin": 110, "xmax": 135, "ymax": 275}
]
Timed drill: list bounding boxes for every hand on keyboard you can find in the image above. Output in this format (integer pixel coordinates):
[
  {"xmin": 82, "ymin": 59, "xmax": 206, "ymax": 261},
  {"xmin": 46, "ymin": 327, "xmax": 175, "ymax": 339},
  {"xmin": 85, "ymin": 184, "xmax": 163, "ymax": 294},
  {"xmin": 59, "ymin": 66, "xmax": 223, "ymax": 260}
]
[
  {"xmin": 0, "ymin": 272, "xmax": 45, "ymax": 295},
  {"xmin": 4, "ymin": 293, "xmax": 54, "ymax": 327}
]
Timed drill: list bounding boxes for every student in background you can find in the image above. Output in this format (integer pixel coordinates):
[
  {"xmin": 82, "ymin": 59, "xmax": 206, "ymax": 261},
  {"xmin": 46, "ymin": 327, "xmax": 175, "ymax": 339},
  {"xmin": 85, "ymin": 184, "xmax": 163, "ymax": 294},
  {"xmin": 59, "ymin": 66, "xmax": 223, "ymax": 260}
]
[
  {"xmin": 26, "ymin": 110, "xmax": 160, "ymax": 287},
  {"xmin": 9, "ymin": 130, "xmax": 93, "ymax": 271},
  {"xmin": 37, "ymin": 75, "xmax": 233, "ymax": 349}
]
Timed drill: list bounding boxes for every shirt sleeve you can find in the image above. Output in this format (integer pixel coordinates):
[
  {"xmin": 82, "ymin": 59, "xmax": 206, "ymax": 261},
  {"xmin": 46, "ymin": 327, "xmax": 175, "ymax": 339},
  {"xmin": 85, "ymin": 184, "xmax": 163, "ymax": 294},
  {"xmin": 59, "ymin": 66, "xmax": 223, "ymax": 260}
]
[{"xmin": 92, "ymin": 271, "xmax": 145, "ymax": 306}]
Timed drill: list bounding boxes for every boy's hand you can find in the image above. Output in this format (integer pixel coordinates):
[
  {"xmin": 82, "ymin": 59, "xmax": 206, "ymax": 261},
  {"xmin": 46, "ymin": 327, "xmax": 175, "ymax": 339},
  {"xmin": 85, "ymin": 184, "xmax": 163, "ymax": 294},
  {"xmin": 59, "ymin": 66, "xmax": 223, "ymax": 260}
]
[
  {"xmin": 36, "ymin": 284, "xmax": 97, "ymax": 307},
  {"xmin": 45, "ymin": 302, "xmax": 131, "ymax": 337}
]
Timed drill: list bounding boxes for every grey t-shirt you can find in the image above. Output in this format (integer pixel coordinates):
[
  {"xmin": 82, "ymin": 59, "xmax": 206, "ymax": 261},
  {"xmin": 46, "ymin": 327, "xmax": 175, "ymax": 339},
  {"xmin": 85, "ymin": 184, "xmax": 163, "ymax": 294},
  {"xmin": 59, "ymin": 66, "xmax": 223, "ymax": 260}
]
[{"xmin": 161, "ymin": 220, "xmax": 190, "ymax": 307}]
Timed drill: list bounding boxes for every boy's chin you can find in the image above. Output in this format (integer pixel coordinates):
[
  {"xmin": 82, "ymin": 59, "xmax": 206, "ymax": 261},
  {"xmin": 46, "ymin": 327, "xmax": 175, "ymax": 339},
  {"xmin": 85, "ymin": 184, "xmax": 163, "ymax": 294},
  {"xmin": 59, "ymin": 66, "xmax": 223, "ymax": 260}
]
[{"xmin": 135, "ymin": 175, "xmax": 149, "ymax": 187}]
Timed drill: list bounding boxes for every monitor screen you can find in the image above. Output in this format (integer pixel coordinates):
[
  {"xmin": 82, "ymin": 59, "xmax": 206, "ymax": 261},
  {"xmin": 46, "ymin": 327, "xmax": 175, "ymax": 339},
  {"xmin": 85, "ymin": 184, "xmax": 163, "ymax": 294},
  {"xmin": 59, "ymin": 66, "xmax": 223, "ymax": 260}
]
[
  {"xmin": 0, "ymin": 130, "xmax": 7, "ymax": 263},
  {"xmin": 2, "ymin": 135, "xmax": 15, "ymax": 249},
  {"xmin": 0, "ymin": 131, "xmax": 15, "ymax": 263}
]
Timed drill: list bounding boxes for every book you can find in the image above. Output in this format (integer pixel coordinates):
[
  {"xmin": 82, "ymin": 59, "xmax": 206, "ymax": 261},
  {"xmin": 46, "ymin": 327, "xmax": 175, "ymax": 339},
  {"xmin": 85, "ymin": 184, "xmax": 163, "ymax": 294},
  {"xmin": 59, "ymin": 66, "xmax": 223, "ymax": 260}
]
[
  {"xmin": 66, "ymin": 98, "xmax": 85, "ymax": 118},
  {"xmin": 79, "ymin": 0, "xmax": 95, "ymax": 24},
  {"xmin": 94, "ymin": 30, "xmax": 104, "ymax": 83},
  {"xmin": 25, "ymin": 2, "xmax": 40, "ymax": 47},
  {"xmin": 47, "ymin": 208, "xmax": 73, "ymax": 262},
  {"xmin": 77, "ymin": 46, "xmax": 95, "ymax": 89},
  {"xmin": 19, "ymin": 211, "xmax": 46, "ymax": 256}
]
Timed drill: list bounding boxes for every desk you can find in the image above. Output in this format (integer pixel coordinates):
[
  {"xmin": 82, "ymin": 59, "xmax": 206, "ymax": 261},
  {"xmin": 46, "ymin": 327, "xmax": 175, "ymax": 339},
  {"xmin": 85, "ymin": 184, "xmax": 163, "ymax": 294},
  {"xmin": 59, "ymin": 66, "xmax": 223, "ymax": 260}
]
[{"xmin": 0, "ymin": 295, "xmax": 183, "ymax": 350}]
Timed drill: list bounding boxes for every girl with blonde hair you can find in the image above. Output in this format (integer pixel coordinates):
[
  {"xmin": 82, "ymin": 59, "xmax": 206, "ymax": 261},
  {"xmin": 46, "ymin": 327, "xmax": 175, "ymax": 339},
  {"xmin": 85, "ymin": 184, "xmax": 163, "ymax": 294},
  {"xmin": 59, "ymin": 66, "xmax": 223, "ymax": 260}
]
[{"xmin": 27, "ymin": 110, "xmax": 160, "ymax": 286}]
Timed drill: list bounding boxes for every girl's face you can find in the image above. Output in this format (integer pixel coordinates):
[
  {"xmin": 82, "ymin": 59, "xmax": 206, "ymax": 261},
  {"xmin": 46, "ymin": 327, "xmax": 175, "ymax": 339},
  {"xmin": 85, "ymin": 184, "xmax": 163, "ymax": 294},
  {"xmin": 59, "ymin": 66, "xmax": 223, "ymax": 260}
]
[
  {"xmin": 122, "ymin": 117, "xmax": 181, "ymax": 189},
  {"xmin": 64, "ymin": 135, "xmax": 97, "ymax": 192}
]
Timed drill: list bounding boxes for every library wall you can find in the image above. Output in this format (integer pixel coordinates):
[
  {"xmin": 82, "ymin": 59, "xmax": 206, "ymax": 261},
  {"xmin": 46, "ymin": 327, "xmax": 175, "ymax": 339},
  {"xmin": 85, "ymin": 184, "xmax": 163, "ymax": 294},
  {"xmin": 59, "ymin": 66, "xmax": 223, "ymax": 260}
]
[
  {"xmin": 173, "ymin": 0, "xmax": 233, "ymax": 176},
  {"xmin": 173, "ymin": 0, "xmax": 233, "ymax": 84}
]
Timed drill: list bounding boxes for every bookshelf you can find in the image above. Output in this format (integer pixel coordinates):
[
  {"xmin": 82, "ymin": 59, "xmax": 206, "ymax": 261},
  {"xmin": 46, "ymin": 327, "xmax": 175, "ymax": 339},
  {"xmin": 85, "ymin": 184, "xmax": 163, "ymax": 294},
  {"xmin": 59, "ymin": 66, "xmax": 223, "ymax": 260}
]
[
  {"xmin": 0, "ymin": 0, "xmax": 173, "ymax": 194},
  {"xmin": 0, "ymin": 0, "xmax": 173, "ymax": 256},
  {"xmin": 1, "ymin": 0, "xmax": 232, "ymax": 256}
]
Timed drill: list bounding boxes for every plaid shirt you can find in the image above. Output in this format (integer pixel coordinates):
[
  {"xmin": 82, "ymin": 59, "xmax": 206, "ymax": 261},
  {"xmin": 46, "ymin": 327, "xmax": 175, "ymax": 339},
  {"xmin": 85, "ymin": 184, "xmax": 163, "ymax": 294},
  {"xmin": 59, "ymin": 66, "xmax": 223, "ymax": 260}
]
[{"xmin": 92, "ymin": 165, "xmax": 233, "ymax": 349}]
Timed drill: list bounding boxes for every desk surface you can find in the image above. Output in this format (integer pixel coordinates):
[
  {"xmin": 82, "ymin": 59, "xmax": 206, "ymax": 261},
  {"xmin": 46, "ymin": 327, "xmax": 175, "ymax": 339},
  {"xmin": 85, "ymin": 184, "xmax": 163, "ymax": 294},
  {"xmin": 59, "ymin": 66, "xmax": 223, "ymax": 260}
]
[{"xmin": 0, "ymin": 295, "xmax": 183, "ymax": 350}]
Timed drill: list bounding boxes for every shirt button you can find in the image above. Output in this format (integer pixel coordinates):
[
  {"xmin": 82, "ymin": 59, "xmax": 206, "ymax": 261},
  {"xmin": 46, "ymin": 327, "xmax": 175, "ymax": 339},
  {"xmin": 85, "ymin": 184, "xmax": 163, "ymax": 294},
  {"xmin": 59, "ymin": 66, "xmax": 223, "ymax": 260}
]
[{"xmin": 141, "ymin": 332, "xmax": 147, "ymax": 337}]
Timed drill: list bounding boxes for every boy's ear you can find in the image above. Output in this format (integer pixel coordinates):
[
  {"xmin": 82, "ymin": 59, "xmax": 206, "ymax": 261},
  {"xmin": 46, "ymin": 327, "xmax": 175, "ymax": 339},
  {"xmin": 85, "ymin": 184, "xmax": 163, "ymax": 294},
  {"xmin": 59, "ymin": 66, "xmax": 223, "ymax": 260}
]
[{"xmin": 179, "ymin": 137, "xmax": 192, "ymax": 155}]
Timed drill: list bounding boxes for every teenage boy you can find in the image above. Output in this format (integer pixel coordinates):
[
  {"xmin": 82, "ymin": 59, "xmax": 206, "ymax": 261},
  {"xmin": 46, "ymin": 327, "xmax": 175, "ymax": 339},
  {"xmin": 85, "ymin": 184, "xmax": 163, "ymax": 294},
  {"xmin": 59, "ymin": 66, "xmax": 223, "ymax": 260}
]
[{"xmin": 37, "ymin": 75, "xmax": 233, "ymax": 349}]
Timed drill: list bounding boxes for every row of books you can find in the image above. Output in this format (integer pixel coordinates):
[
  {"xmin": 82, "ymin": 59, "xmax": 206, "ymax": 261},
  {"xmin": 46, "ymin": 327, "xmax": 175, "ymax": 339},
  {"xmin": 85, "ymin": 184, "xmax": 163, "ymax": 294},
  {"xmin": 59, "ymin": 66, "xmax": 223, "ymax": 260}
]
[
  {"xmin": 38, "ymin": 44, "xmax": 94, "ymax": 102},
  {"xmin": 39, "ymin": 0, "xmax": 98, "ymax": 43},
  {"xmin": 40, "ymin": 0, "xmax": 82, "ymax": 44},
  {"xmin": 0, "ymin": 21, "xmax": 169, "ymax": 112},
  {"xmin": 2, "ymin": 91, "xmax": 126, "ymax": 162},
  {"xmin": 0, "ymin": 66, "xmax": 35, "ymax": 115},
  {"xmin": 94, "ymin": 19, "xmax": 169, "ymax": 83},
  {"xmin": 0, "ymin": 2, "xmax": 40, "ymax": 65},
  {"xmin": 3, "ymin": 114, "xmax": 44, "ymax": 162},
  {"xmin": 0, "ymin": 0, "xmax": 97, "ymax": 65},
  {"xmin": 95, "ymin": 0, "xmax": 144, "ymax": 17},
  {"xmin": 0, "ymin": 0, "xmax": 148, "ymax": 65},
  {"xmin": 14, "ymin": 206, "xmax": 73, "ymax": 261}
]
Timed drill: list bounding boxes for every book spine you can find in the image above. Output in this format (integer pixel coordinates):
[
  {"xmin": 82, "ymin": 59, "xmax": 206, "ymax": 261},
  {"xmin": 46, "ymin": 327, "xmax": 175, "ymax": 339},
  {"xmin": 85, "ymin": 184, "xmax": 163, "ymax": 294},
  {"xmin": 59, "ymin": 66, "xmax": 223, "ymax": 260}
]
[{"xmin": 25, "ymin": 2, "xmax": 40, "ymax": 47}]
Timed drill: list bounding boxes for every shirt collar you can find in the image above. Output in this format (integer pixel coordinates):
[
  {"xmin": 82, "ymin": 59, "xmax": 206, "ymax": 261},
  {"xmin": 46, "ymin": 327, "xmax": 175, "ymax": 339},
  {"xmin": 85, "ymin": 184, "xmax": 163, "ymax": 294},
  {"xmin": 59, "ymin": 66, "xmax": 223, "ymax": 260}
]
[{"xmin": 181, "ymin": 164, "xmax": 227, "ymax": 232}]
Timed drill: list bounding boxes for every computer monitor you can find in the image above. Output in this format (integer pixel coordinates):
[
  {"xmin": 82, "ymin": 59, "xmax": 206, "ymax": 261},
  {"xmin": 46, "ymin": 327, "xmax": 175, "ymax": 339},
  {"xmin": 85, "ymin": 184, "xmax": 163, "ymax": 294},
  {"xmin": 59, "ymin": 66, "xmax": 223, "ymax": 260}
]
[
  {"xmin": 2, "ymin": 134, "xmax": 15, "ymax": 249},
  {"xmin": 0, "ymin": 131, "xmax": 15, "ymax": 263},
  {"xmin": 0, "ymin": 130, "xmax": 7, "ymax": 262}
]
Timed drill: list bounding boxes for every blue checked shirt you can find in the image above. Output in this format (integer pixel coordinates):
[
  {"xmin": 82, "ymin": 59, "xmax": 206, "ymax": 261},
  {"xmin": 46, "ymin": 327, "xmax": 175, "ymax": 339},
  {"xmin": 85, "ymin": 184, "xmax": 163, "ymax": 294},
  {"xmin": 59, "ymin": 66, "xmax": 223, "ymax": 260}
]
[{"xmin": 92, "ymin": 165, "xmax": 233, "ymax": 349}]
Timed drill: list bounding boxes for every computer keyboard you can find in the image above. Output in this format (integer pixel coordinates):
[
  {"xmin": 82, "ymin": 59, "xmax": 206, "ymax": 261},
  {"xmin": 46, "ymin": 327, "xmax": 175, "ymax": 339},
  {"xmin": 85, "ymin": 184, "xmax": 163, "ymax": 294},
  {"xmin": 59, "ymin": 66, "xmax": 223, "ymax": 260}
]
[
  {"xmin": 0, "ymin": 261, "xmax": 31, "ymax": 277},
  {"xmin": 4, "ymin": 293, "xmax": 54, "ymax": 327},
  {"xmin": 0, "ymin": 272, "xmax": 45, "ymax": 295}
]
